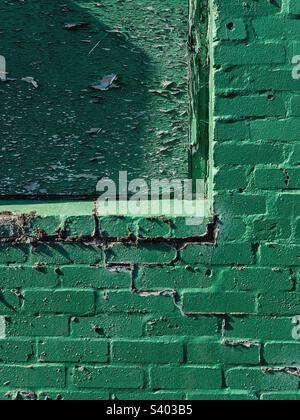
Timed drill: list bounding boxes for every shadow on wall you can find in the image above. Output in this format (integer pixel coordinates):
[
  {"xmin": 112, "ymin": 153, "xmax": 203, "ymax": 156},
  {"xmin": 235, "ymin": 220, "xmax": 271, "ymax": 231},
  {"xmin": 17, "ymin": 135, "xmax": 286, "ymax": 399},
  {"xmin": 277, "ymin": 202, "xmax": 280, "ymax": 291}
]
[{"xmin": 0, "ymin": 0, "xmax": 189, "ymax": 198}]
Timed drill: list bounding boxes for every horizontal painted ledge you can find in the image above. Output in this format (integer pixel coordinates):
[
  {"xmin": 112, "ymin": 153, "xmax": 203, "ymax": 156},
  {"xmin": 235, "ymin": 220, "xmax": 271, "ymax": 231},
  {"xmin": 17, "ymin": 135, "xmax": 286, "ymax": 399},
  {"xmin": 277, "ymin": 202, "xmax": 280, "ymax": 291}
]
[
  {"xmin": 0, "ymin": 200, "xmax": 215, "ymax": 242},
  {"xmin": 0, "ymin": 201, "xmax": 95, "ymax": 216},
  {"xmin": 0, "ymin": 200, "xmax": 210, "ymax": 218}
]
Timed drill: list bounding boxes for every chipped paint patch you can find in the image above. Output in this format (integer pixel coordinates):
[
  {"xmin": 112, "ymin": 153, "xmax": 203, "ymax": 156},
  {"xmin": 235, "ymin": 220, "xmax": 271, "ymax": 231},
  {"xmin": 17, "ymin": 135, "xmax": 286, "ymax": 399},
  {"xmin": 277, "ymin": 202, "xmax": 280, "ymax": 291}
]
[{"xmin": 0, "ymin": 317, "xmax": 6, "ymax": 338}]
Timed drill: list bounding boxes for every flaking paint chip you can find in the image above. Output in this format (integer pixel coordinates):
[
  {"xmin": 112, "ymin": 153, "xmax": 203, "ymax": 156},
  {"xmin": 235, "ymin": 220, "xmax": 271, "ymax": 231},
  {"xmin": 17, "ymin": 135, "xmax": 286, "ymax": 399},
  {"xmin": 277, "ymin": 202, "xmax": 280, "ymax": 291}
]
[
  {"xmin": 22, "ymin": 77, "xmax": 38, "ymax": 88},
  {"xmin": 86, "ymin": 128, "xmax": 103, "ymax": 135},
  {"xmin": 149, "ymin": 89, "xmax": 168, "ymax": 97},
  {"xmin": 0, "ymin": 317, "xmax": 5, "ymax": 339},
  {"xmin": 63, "ymin": 22, "xmax": 89, "ymax": 30},
  {"xmin": 90, "ymin": 74, "xmax": 120, "ymax": 91},
  {"xmin": 161, "ymin": 80, "xmax": 175, "ymax": 89}
]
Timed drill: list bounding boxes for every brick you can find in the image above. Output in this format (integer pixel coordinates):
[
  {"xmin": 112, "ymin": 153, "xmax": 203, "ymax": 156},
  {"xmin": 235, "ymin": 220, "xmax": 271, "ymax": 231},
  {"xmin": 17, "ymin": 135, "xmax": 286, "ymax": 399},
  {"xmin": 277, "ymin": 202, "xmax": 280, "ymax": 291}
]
[
  {"xmin": 216, "ymin": 0, "xmax": 282, "ymax": 17},
  {"xmin": 187, "ymin": 391, "xmax": 257, "ymax": 401},
  {"xmin": 214, "ymin": 195, "xmax": 266, "ymax": 216},
  {"xmin": 276, "ymin": 194, "xmax": 300, "ymax": 216},
  {"xmin": 30, "ymin": 244, "xmax": 103, "ymax": 265},
  {"xmin": 264, "ymin": 342, "xmax": 300, "ymax": 365},
  {"xmin": 218, "ymin": 217, "xmax": 247, "ymax": 242},
  {"xmin": 182, "ymin": 243, "xmax": 210, "ymax": 267},
  {"xmin": 187, "ymin": 340, "xmax": 260, "ymax": 365},
  {"xmin": 106, "ymin": 244, "xmax": 176, "ymax": 264},
  {"xmin": 28, "ymin": 216, "xmax": 63, "ymax": 237},
  {"xmin": 22, "ymin": 290, "xmax": 95, "ymax": 315},
  {"xmin": 99, "ymin": 216, "xmax": 136, "ymax": 238},
  {"xmin": 214, "ymin": 168, "xmax": 247, "ymax": 190},
  {"xmin": 252, "ymin": 217, "xmax": 291, "ymax": 240},
  {"xmin": 0, "ymin": 266, "xmax": 58, "ymax": 288},
  {"xmin": 216, "ymin": 95, "xmax": 285, "ymax": 118},
  {"xmin": 181, "ymin": 243, "xmax": 253, "ymax": 265},
  {"xmin": 286, "ymin": 41, "xmax": 300, "ymax": 66},
  {"xmin": 137, "ymin": 218, "xmax": 171, "ymax": 238},
  {"xmin": 146, "ymin": 316, "xmax": 221, "ymax": 337},
  {"xmin": 215, "ymin": 67, "xmax": 295, "ymax": 93},
  {"xmin": 250, "ymin": 119, "xmax": 300, "ymax": 142},
  {"xmin": 71, "ymin": 315, "xmax": 144, "ymax": 338},
  {"xmin": 39, "ymin": 390, "xmax": 109, "ymax": 401},
  {"xmin": 65, "ymin": 216, "xmax": 95, "ymax": 237},
  {"xmin": 215, "ymin": 43, "xmax": 285, "ymax": 65},
  {"xmin": 97, "ymin": 291, "xmax": 176, "ymax": 314},
  {"xmin": 226, "ymin": 368, "xmax": 299, "ymax": 392},
  {"xmin": 258, "ymin": 293, "xmax": 300, "ymax": 315},
  {"xmin": 30, "ymin": 244, "xmax": 70, "ymax": 265},
  {"xmin": 151, "ymin": 367, "xmax": 222, "ymax": 390},
  {"xmin": 112, "ymin": 340, "xmax": 183, "ymax": 364},
  {"xmin": 172, "ymin": 217, "xmax": 208, "ymax": 238},
  {"xmin": 260, "ymin": 244, "xmax": 300, "ymax": 266},
  {"xmin": 0, "ymin": 244, "xmax": 28, "ymax": 264},
  {"xmin": 216, "ymin": 18, "xmax": 247, "ymax": 41},
  {"xmin": 288, "ymin": 169, "xmax": 300, "ymax": 189},
  {"xmin": 0, "ymin": 339, "xmax": 33, "ymax": 362},
  {"xmin": 73, "ymin": 366, "xmax": 144, "ymax": 389},
  {"xmin": 183, "ymin": 292, "xmax": 255, "ymax": 314},
  {"xmin": 38, "ymin": 338, "xmax": 108, "ymax": 363},
  {"xmin": 255, "ymin": 168, "xmax": 300, "ymax": 190},
  {"xmin": 114, "ymin": 392, "xmax": 185, "ymax": 400},
  {"xmin": 138, "ymin": 266, "xmax": 212, "ymax": 290},
  {"xmin": 254, "ymin": 168, "xmax": 288, "ymax": 190},
  {"xmin": 220, "ymin": 268, "xmax": 293, "ymax": 291},
  {"xmin": 289, "ymin": 144, "xmax": 300, "ymax": 165},
  {"xmin": 6, "ymin": 316, "xmax": 69, "ymax": 337},
  {"xmin": 253, "ymin": 17, "xmax": 300, "ymax": 40},
  {"xmin": 60, "ymin": 266, "xmax": 131, "ymax": 289},
  {"xmin": 225, "ymin": 316, "xmax": 294, "ymax": 341},
  {"xmin": 0, "ymin": 291, "xmax": 22, "ymax": 314},
  {"xmin": 290, "ymin": 95, "xmax": 300, "ymax": 116},
  {"xmin": 214, "ymin": 143, "xmax": 284, "ymax": 165},
  {"xmin": 261, "ymin": 393, "xmax": 300, "ymax": 401},
  {"xmin": 215, "ymin": 121, "xmax": 249, "ymax": 142},
  {"xmin": 0, "ymin": 365, "xmax": 65, "ymax": 388}
]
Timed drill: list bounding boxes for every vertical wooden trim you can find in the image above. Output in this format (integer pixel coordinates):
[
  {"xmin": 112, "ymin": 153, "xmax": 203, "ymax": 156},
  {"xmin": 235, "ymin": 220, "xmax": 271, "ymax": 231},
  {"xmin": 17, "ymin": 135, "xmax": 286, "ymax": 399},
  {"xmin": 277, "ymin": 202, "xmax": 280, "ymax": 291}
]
[{"xmin": 189, "ymin": 0, "xmax": 210, "ymax": 189}]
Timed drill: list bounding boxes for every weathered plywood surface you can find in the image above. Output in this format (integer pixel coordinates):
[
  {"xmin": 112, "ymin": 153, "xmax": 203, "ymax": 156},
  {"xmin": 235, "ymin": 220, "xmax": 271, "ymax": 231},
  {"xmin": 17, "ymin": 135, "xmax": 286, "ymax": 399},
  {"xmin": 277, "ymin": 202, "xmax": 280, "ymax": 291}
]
[{"xmin": 0, "ymin": 0, "xmax": 189, "ymax": 197}]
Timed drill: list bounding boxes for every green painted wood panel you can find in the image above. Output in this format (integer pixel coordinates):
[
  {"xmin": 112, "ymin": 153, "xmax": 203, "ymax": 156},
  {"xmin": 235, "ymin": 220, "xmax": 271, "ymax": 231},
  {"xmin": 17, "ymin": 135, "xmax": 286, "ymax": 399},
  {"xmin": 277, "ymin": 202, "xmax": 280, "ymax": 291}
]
[{"xmin": 0, "ymin": 0, "xmax": 189, "ymax": 198}]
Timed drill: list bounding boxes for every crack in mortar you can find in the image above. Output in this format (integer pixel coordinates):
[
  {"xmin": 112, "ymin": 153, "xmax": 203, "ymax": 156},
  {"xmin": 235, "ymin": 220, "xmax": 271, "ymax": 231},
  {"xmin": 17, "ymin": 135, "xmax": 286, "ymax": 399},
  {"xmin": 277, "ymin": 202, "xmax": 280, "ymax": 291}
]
[
  {"xmin": 222, "ymin": 317, "xmax": 300, "ymax": 381},
  {"xmin": 5, "ymin": 391, "xmax": 37, "ymax": 401},
  {"xmin": 221, "ymin": 338, "xmax": 260, "ymax": 349},
  {"xmin": 221, "ymin": 317, "xmax": 261, "ymax": 349},
  {"xmin": 0, "ymin": 212, "xmax": 222, "ymax": 328},
  {"xmin": 262, "ymin": 367, "xmax": 300, "ymax": 379},
  {"xmin": 0, "ymin": 213, "xmax": 218, "ymax": 245},
  {"xmin": 0, "ymin": 212, "xmax": 36, "ymax": 240},
  {"xmin": 133, "ymin": 288, "xmax": 187, "ymax": 317}
]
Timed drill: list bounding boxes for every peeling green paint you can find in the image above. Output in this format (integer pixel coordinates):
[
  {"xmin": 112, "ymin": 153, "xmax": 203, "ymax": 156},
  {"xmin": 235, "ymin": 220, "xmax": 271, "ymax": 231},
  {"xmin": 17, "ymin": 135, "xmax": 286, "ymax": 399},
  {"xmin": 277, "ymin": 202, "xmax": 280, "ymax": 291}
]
[
  {"xmin": 0, "ymin": 0, "xmax": 190, "ymax": 197},
  {"xmin": 189, "ymin": 0, "xmax": 210, "ymax": 183}
]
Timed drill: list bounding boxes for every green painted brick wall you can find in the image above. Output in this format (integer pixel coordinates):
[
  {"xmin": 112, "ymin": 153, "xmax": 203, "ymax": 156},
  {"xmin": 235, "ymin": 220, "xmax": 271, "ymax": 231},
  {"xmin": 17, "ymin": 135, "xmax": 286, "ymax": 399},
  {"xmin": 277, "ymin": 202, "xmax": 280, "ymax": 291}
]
[{"xmin": 1, "ymin": 0, "xmax": 300, "ymax": 401}]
